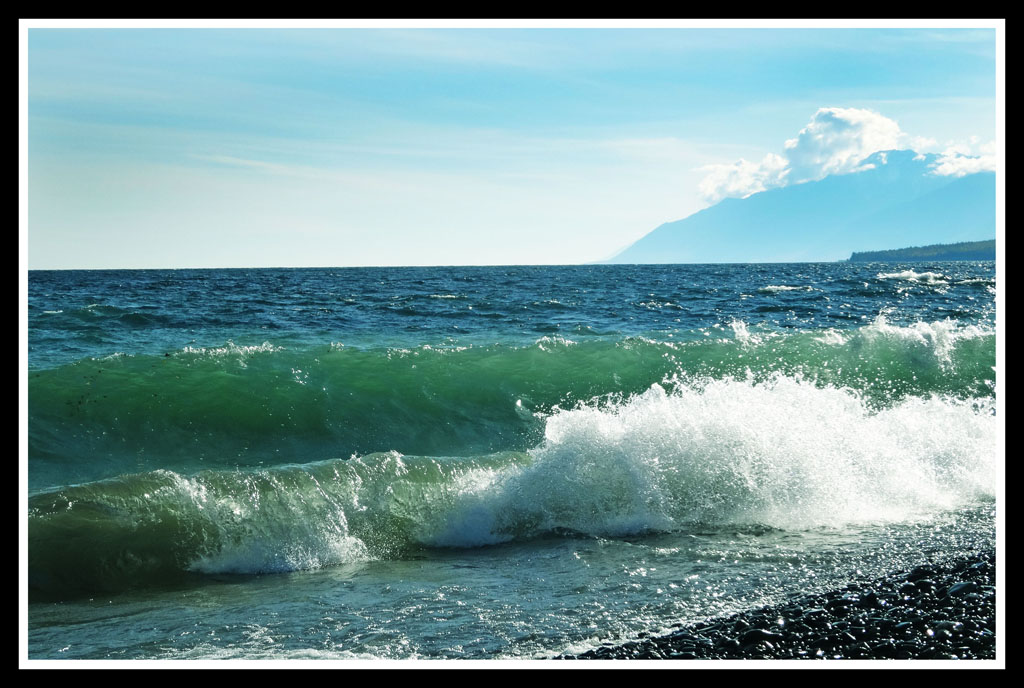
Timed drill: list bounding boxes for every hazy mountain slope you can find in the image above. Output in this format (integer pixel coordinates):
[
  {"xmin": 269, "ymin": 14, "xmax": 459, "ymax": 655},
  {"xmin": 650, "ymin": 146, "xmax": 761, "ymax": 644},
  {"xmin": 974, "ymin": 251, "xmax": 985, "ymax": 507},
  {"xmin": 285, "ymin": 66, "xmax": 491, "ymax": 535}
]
[{"xmin": 609, "ymin": 150, "xmax": 995, "ymax": 264}]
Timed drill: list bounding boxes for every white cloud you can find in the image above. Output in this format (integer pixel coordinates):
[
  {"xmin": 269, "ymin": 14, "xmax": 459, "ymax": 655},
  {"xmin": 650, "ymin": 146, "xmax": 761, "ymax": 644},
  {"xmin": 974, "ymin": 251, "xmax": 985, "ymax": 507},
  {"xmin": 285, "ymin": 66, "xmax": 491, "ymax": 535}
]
[
  {"xmin": 698, "ymin": 107, "xmax": 996, "ymax": 202},
  {"xmin": 906, "ymin": 135, "xmax": 939, "ymax": 152},
  {"xmin": 782, "ymin": 107, "xmax": 904, "ymax": 183},
  {"xmin": 697, "ymin": 153, "xmax": 789, "ymax": 203},
  {"xmin": 699, "ymin": 107, "xmax": 907, "ymax": 202},
  {"xmin": 930, "ymin": 138, "xmax": 997, "ymax": 177}
]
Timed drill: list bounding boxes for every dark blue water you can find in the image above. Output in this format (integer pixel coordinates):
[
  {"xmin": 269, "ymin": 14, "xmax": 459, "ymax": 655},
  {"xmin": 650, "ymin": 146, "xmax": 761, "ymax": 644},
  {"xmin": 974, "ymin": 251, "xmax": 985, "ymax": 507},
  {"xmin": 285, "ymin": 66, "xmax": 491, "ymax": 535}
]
[{"xmin": 29, "ymin": 262, "xmax": 994, "ymax": 370}]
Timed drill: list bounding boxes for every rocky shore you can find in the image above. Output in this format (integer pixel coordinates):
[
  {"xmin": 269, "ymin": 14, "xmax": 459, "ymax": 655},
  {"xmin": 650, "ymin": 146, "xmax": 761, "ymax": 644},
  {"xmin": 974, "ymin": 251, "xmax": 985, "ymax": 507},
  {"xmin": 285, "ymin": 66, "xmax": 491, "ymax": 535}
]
[{"xmin": 558, "ymin": 550, "xmax": 996, "ymax": 661}]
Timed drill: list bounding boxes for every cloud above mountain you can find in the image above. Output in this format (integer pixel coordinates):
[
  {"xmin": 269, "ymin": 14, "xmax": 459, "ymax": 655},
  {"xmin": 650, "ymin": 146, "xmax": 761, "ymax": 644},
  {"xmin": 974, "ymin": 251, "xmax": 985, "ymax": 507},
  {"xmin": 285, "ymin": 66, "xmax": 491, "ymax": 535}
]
[
  {"xmin": 931, "ymin": 139, "xmax": 997, "ymax": 177},
  {"xmin": 783, "ymin": 108, "xmax": 903, "ymax": 183},
  {"xmin": 697, "ymin": 153, "xmax": 788, "ymax": 204},
  {"xmin": 699, "ymin": 107, "xmax": 996, "ymax": 203}
]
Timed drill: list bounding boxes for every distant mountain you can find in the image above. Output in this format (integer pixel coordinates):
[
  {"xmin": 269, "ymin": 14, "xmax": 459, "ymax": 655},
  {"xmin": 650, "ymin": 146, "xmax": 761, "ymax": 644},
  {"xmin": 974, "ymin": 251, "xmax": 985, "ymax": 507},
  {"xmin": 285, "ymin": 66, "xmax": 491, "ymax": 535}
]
[
  {"xmin": 608, "ymin": 150, "xmax": 996, "ymax": 264},
  {"xmin": 849, "ymin": 240, "xmax": 995, "ymax": 262}
]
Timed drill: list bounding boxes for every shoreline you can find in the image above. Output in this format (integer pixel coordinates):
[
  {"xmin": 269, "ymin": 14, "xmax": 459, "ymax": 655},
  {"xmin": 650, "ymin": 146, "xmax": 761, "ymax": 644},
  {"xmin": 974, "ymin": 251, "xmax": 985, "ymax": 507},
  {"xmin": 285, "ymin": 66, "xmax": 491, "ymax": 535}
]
[{"xmin": 558, "ymin": 549, "xmax": 996, "ymax": 661}]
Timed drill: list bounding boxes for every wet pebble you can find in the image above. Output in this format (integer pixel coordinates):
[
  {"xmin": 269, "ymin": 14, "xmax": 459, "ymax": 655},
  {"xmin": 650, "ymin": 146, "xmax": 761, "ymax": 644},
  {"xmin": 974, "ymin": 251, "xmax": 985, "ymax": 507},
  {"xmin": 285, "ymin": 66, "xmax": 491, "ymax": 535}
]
[{"xmin": 559, "ymin": 550, "xmax": 996, "ymax": 661}]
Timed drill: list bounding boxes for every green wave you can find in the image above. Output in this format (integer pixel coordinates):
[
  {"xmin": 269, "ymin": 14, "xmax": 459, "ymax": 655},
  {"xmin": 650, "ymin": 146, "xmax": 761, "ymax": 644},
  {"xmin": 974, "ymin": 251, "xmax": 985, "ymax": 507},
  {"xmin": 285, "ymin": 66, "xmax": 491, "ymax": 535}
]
[
  {"xmin": 28, "ymin": 319, "xmax": 995, "ymax": 491},
  {"xmin": 28, "ymin": 452, "xmax": 530, "ymax": 599},
  {"xmin": 29, "ymin": 368, "xmax": 997, "ymax": 600}
]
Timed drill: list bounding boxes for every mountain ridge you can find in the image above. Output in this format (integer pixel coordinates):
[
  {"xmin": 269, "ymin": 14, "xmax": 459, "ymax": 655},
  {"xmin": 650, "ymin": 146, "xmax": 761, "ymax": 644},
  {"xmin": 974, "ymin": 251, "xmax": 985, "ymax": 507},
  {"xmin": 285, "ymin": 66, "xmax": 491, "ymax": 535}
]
[{"xmin": 608, "ymin": 150, "xmax": 995, "ymax": 264}]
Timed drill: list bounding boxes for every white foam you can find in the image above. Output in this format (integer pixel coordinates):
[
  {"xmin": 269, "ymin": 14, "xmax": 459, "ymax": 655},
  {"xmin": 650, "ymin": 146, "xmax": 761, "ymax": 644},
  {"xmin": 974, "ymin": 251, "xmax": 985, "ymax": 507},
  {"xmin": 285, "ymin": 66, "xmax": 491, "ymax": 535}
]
[
  {"xmin": 860, "ymin": 314, "xmax": 991, "ymax": 368},
  {"xmin": 877, "ymin": 270, "xmax": 948, "ymax": 284},
  {"xmin": 758, "ymin": 285, "xmax": 812, "ymax": 293},
  {"xmin": 433, "ymin": 376, "xmax": 997, "ymax": 539},
  {"xmin": 146, "ymin": 469, "xmax": 373, "ymax": 576},
  {"xmin": 730, "ymin": 319, "xmax": 752, "ymax": 342},
  {"xmin": 535, "ymin": 335, "xmax": 578, "ymax": 351},
  {"xmin": 815, "ymin": 329, "xmax": 848, "ymax": 346},
  {"xmin": 179, "ymin": 340, "xmax": 282, "ymax": 358},
  {"xmin": 189, "ymin": 533, "xmax": 370, "ymax": 575}
]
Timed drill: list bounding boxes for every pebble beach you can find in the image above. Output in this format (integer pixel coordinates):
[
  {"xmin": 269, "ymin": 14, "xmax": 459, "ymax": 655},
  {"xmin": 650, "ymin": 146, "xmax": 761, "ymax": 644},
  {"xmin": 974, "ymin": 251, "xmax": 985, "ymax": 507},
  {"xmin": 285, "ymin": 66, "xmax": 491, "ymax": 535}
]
[{"xmin": 561, "ymin": 550, "xmax": 996, "ymax": 661}]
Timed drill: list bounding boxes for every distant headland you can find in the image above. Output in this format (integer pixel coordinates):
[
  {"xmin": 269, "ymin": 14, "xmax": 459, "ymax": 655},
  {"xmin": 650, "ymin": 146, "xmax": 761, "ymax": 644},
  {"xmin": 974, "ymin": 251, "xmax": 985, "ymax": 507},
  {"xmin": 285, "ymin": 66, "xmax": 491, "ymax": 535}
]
[{"xmin": 848, "ymin": 239, "xmax": 995, "ymax": 262}]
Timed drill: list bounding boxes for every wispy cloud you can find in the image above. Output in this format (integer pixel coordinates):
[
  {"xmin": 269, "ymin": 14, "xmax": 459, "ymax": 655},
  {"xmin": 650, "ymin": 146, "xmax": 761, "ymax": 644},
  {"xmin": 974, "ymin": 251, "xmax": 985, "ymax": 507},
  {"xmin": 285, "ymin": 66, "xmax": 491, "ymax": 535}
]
[{"xmin": 193, "ymin": 154, "xmax": 309, "ymax": 176}]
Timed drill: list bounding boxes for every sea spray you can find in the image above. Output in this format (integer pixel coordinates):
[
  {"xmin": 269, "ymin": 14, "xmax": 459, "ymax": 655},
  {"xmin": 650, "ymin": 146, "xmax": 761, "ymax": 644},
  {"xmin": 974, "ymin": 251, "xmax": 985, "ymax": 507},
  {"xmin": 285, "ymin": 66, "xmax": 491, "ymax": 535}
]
[
  {"xmin": 513, "ymin": 376, "xmax": 995, "ymax": 532},
  {"xmin": 29, "ymin": 373, "xmax": 995, "ymax": 599}
]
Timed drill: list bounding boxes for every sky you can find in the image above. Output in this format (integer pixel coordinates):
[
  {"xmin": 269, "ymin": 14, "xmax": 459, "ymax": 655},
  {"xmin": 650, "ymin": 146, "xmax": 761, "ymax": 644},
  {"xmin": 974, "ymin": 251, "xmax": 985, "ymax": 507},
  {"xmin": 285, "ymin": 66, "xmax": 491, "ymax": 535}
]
[{"xmin": 22, "ymin": 20, "xmax": 1001, "ymax": 269}]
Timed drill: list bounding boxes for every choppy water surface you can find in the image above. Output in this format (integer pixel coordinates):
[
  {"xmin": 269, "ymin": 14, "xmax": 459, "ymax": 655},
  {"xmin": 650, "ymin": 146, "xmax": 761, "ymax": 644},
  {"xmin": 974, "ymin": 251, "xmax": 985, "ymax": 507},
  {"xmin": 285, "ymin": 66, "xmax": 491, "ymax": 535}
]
[{"xmin": 27, "ymin": 262, "xmax": 998, "ymax": 660}]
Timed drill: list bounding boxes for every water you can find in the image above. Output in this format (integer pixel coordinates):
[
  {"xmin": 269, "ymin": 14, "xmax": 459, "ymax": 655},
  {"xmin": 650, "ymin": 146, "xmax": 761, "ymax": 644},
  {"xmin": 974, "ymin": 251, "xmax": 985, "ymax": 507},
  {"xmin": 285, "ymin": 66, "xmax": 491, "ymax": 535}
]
[{"xmin": 26, "ymin": 262, "xmax": 998, "ymax": 660}]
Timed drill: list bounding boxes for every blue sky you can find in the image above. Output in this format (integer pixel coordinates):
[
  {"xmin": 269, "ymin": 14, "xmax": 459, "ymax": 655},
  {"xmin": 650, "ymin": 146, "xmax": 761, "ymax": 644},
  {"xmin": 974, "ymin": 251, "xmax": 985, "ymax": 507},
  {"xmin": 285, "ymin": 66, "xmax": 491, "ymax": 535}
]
[{"xmin": 23, "ymin": 22, "xmax": 1000, "ymax": 269}]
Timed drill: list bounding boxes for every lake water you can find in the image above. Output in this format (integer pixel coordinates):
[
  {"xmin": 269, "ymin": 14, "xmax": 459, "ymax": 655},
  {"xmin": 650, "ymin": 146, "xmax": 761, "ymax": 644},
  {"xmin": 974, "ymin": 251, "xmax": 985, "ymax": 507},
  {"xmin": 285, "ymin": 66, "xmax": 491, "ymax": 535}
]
[{"xmin": 26, "ymin": 262, "xmax": 998, "ymax": 660}]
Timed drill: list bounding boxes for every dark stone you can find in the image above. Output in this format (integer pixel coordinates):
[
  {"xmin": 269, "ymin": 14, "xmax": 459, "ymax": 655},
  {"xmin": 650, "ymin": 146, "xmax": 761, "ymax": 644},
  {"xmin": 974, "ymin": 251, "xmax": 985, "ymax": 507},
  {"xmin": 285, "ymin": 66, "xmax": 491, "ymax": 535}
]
[
  {"xmin": 739, "ymin": 628, "xmax": 784, "ymax": 645},
  {"xmin": 947, "ymin": 581, "xmax": 980, "ymax": 597},
  {"xmin": 559, "ymin": 550, "xmax": 996, "ymax": 661},
  {"xmin": 858, "ymin": 591, "xmax": 879, "ymax": 608}
]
